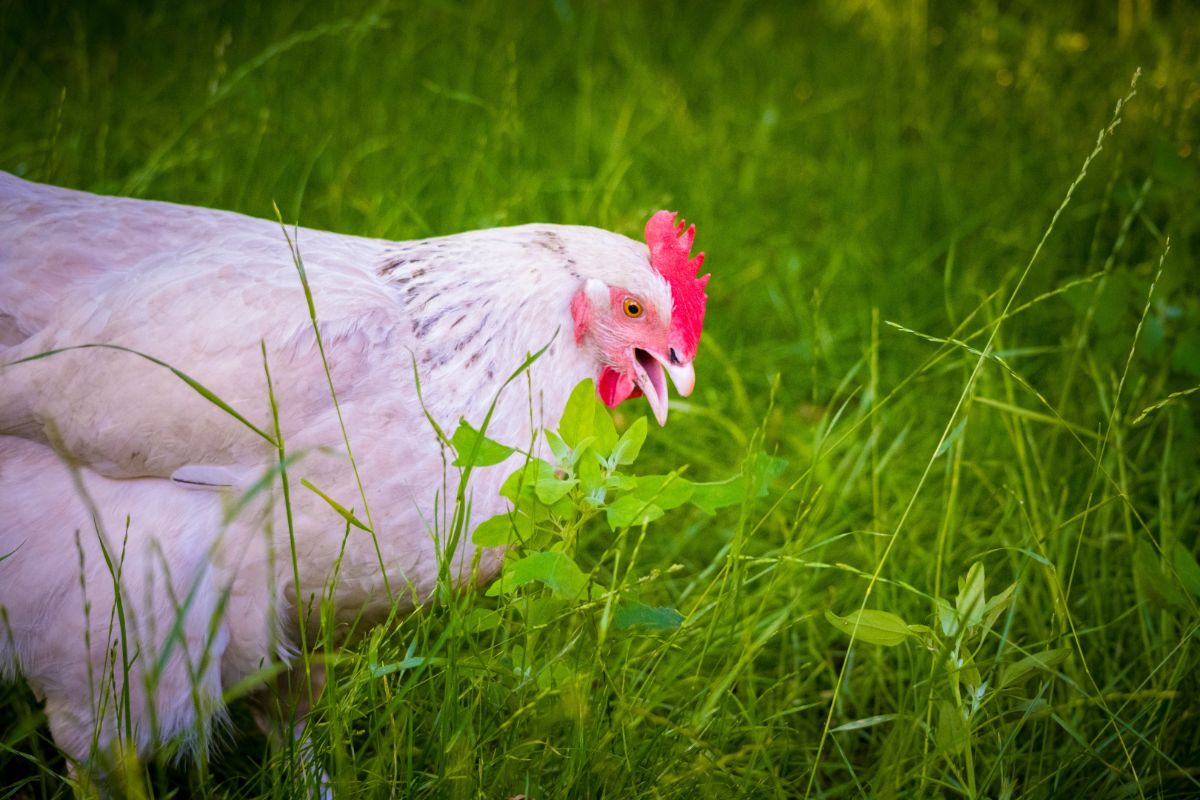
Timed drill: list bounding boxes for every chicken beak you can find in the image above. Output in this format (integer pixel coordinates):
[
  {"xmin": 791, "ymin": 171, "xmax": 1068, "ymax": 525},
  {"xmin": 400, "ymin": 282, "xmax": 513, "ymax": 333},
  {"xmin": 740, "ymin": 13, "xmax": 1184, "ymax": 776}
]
[
  {"xmin": 632, "ymin": 350, "xmax": 695, "ymax": 426},
  {"xmin": 633, "ymin": 349, "xmax": 669, "ymax": 426},
  {"xmin": 664, "ymin": 361, "xmax": 695, "ymax": 397}
]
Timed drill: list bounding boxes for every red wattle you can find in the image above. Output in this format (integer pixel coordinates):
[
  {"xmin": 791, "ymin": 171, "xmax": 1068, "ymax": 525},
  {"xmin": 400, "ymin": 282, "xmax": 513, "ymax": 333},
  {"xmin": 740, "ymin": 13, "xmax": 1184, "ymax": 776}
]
[{"xmin": 598, "ymin": 367, "xmax": 639, "ymax": 408}]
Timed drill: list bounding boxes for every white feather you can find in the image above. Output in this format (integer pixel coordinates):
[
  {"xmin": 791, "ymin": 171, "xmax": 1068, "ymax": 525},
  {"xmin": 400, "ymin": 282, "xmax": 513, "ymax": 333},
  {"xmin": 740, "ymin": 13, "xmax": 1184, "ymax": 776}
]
[{"xmin": 0, "ymin": 172, "xmax": 675, "ymax": 774}]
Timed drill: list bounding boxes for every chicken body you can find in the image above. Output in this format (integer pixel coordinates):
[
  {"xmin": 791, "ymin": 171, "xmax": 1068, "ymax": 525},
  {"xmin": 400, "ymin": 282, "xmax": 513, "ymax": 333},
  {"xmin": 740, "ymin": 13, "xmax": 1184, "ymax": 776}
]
[{"xmin": 0, "ymin": 173, "xmax": 706, "ymax": 772}]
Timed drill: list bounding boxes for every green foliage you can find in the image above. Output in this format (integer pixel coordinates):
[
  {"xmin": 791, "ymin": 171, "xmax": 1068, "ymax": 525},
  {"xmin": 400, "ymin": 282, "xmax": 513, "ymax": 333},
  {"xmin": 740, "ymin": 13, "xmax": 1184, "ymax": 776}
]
[
  {"xmin": 449, "ymin": 419, "xmax": 516, "ymax": 468},
  {"xmin": 613, "ymin": 601, "xmax": 684, "ymax": 632},
  {"xmin": 824, "ymin": 608, "xmax": 916, "ymax": 647},
  {"xmin": 493, "ymin": 550, "xmax": 589, "ymax": 599},
  {"xmin": 999, "ymin": 647, "xmax": 1071, "ymax": 690},
  {"xmin": 474, "ymin": 379, "xmax": 756, "ymax": 609}
]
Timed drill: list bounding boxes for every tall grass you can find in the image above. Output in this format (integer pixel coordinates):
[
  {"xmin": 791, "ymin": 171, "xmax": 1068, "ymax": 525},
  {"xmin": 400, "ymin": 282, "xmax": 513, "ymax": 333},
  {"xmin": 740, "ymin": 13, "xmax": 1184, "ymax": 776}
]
[{"xmin": 2, "ymin": 1, "xmax": 1199, "ymax": 797}]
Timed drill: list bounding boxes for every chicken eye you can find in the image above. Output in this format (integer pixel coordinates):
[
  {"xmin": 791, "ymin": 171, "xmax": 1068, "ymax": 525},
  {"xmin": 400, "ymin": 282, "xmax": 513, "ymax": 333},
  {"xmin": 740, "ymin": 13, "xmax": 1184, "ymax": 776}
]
[{"xmin": 623, "ymin": 298, "xmax": 644, "ymax": 318}]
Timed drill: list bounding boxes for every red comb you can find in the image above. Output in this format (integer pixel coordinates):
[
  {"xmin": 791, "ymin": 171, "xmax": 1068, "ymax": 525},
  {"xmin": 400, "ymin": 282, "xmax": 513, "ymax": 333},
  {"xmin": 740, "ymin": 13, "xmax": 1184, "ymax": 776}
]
[{"xmin": 645, "ymin": 210, "xmax": 709, "ymax": 360}]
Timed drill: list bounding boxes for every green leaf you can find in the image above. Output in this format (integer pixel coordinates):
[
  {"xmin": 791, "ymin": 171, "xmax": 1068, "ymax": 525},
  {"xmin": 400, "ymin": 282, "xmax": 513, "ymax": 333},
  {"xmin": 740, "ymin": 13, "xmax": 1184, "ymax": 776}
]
[
  {"xmin": 956, "ymin": 562, "xmax": 987, "ymax": 629},
  {"xmin": 559, "ymin": 379, "xmax": 596, "ymax": 447},
  {"xmin": 451, "ymin": 419, "xmax": 515, "ymax": 467},
  {"xmin": 751, "ymin": 452, "xmax": 788, "ymax": 487},
  {"xmin": 1016, "ymin": 696, "xmax": 1051, "ymax": 717},
  {"xmin": 605, "ymin": 473, "xmax": 637, "ymax": 491},
  {"xmin": 824, "ymin": 609, "xmax": 913, "ymax": 647},
  {"xmin": 519, "ymin": 596, "xmax": 567, "ymax": 626},
  {"xmin": 1016, "ymin": 548, "xmax": 1053, "ymax": 566},
  {"xmin": 937, "ymin": 597, "xmax": 958, "ymax": 637},
  {"xmin": 536, "ymin": 658, "xmax": 575, "ymax": 692},
  {"xmin": 674, "ymin": 453, "xmax": 783, "ymax": 516},
  {"xmin": 592, "ymin": 401, "xmax": 619, "ymax": 456},
  {"xmin": 1000, "ymin": 647, "xmax": 1071, "ymax": 689},
  {"xmin": 982, "ymin": 582, "xmax": 1017, "ymax": 633},
  {"xmin": 551, "ymin": 495, "xmax": 579, "ymax": 522},
  {"xmin": 1172, "ymin": 543, "xmax": 1200, "ymax": 599},
  {"xmin": 576, "ymin": 455, "xmax": 604, "ymax": 506},
  {"xmin": 369, "ymin": 655, "xmax": 446, "ymax": 678},
  {"xmin": 535, "ymin": 477, "xmax": 577, "ymax": 505},
  {"xmin": 569, "ymin": 435, "xmax": 597, "ymax": 464},
  {"xmin": 614, "ymin": 601, "xmax": 684, "ymax": 631},
  {"xmin": 690, "ymin": 475, "xmax": 745, "ymax": 515},
  {"xmin": 472, "ymin": 512, "xmax": 532, "ymax": 547},
  {"xmin": 500, "ymin": 459, "xmax": 558, "ymax": 505},
  {"xmin": 545, "ymin": 430, "xmax": 572, "ymax": 465},
  {"xmin": 936, "ymin": 701, "xmax": 969, "ymax": 755},
  {"xmin": 633, "ymin": 473, "xmax": 695, "ymax": 511},
  {"xmin": 606, "ymin": 495, "xmax": 665, "ymax": 529},
  {"xmin": 830, "ymin": 714, "xmax": 898, "ymax": 733},
  {"xmin": 610, "ymin": 416, "xmax": 647, "ymax": 465},
  {"xmin": 502, "ymin": 550, "xmax": 590, "ymax": 598}
]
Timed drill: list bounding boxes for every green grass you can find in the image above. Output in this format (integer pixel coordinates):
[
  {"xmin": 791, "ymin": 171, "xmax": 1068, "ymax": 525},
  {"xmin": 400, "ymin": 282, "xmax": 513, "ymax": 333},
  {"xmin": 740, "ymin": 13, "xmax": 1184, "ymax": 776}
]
[{"xmin": 3, "ymin": 0, "xmax": 1200, "ymax": 797}]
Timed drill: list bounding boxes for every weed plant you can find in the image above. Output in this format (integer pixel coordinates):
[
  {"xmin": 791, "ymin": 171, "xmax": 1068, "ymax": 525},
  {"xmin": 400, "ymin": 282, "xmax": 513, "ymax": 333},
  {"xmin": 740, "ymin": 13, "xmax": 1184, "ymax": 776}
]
[{"xmin": 1, "ymin": 1, "xmax": 1199, "ymax": 797}]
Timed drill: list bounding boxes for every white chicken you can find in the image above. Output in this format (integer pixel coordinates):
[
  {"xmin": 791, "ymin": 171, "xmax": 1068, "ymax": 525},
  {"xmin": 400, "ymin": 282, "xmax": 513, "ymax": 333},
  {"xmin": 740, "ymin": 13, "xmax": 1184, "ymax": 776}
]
[{"xmin": 0, "ymin": 172, "xmax": 709, "ymax": 780}]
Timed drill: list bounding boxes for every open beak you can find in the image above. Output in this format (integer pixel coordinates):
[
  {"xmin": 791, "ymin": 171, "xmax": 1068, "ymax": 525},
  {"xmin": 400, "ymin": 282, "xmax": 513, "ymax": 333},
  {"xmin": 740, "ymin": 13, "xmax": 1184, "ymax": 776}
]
[{"xmin": 632, "ymin": 349, "xmax": 696, "ymax": 426}]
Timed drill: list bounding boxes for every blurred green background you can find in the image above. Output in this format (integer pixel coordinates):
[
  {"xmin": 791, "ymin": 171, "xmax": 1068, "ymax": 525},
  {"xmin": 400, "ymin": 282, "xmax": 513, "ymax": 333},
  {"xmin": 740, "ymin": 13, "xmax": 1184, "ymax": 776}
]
[{"xmin": 2, "ymin": 0, "xmax": 1198, "ymax": 797}]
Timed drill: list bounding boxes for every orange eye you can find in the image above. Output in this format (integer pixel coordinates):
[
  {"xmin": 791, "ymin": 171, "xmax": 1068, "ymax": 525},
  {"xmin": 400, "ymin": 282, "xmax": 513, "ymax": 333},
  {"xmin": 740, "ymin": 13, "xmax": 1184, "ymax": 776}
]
[{"xmin": 623, "ymin": 298, "xmax": 644, "ymax": 318}]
